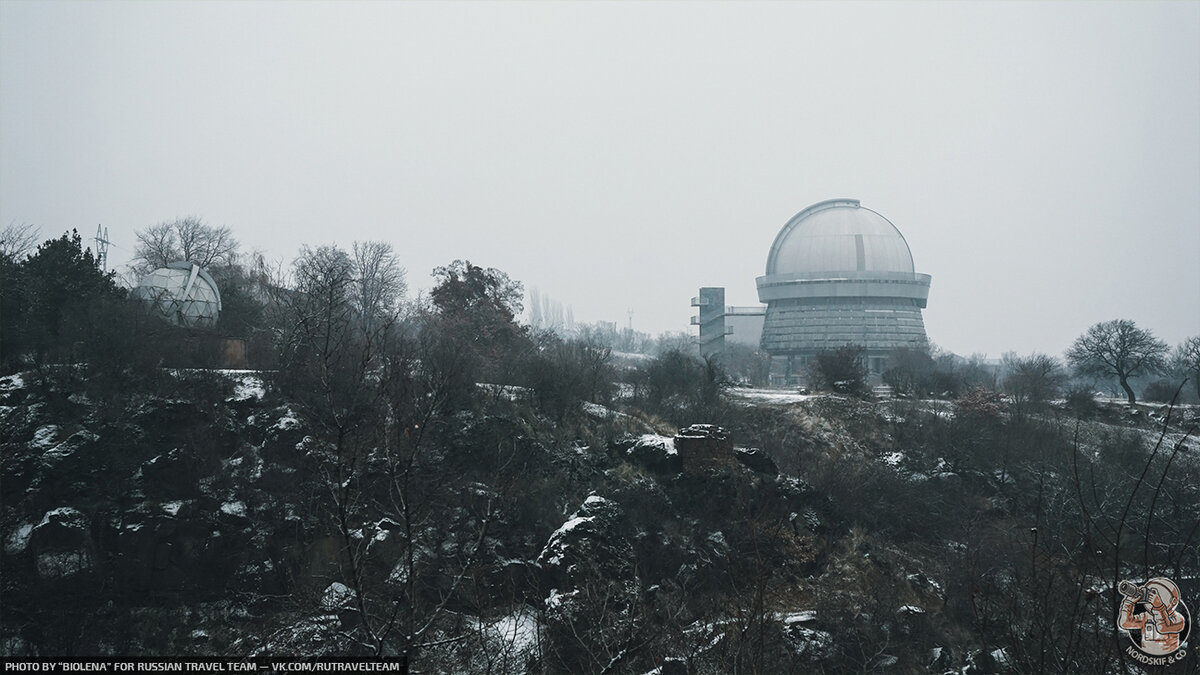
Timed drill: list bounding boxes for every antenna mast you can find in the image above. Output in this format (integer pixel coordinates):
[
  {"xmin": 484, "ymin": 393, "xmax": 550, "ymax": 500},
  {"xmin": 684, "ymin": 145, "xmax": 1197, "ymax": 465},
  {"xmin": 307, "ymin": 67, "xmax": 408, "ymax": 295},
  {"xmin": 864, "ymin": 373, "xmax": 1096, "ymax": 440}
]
[{"xmin": 94, "ymin": 225, "xmax": 111, "ymax": 270}]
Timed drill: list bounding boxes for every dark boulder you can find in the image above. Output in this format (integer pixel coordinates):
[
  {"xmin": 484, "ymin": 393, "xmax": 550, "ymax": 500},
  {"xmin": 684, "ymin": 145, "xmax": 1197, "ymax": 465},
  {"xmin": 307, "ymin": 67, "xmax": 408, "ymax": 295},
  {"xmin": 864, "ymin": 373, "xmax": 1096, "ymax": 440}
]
[
  {"xmin": 30, "ymin": 507, "xmax": 93, "ymax": 579},
  {"xmin": 734, "ymin": 447, "xmax": 779, "ymax": 475},
  {"xmin": 620, "ymin": 434, "xmax": 682, "ymax": 474}
]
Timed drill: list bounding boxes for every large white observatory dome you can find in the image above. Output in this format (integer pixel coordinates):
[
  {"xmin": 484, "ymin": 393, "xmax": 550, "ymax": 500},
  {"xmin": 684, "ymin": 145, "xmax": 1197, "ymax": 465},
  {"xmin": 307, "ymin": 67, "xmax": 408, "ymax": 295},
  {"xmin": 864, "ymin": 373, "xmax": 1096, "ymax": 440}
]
[
  {"xmin": 132, "ymin": 261, "xmax": 222, "ymax": 328},
  {"xmin": 766, "ymin": 198, "xmax": 915, "ymax": 276},
  {"xmin": 754, "ymin": 198, "xmax": 932, "ymax": 384}
]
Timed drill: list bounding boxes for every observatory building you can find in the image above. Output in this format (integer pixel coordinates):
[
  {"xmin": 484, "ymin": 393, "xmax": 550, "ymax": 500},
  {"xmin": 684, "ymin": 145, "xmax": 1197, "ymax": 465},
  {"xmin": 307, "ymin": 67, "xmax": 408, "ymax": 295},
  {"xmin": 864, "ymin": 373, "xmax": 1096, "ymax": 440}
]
[
  {"xmin": 757, "ymin": 199, "xmax": 930, "ymax": 382},
  {"xmin": 132, "ymin": 261, "xmax": 222, "ymax": 329},
  {"xmin": 692, "ymin": 199, "xmax": 931, "ymax": 385}
]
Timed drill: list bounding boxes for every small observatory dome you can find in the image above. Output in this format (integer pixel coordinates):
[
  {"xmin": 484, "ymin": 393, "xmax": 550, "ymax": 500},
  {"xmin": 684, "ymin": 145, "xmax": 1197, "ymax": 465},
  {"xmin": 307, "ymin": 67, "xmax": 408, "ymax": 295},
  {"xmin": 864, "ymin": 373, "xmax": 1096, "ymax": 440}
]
[
  {"xmin": 766, "ymin": 198, "xmax": 915, "ymax": 276},
  {"xmin": 132, "ymin": 261, "xmax": 222, "ymax": 328}
]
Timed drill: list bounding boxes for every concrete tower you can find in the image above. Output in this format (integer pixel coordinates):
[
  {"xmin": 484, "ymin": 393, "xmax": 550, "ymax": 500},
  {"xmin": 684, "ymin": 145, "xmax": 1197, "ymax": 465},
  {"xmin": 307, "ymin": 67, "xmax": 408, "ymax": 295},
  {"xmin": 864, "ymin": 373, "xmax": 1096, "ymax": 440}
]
[{"xmin": 755, "ymin": 199, "xmax": 931, "ymax": 384}]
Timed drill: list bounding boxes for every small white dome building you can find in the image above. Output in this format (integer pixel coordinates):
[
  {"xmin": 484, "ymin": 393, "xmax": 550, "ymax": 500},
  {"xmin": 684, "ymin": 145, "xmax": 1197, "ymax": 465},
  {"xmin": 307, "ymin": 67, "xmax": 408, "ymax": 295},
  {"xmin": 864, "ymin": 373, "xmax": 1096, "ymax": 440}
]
[
  {"xmin": 755, "ymin": 199, "xmax": 931, "ymax": 382},
  {"xmin": 132, "ymin": 261, "xmax": 222, "ymax": 328}
]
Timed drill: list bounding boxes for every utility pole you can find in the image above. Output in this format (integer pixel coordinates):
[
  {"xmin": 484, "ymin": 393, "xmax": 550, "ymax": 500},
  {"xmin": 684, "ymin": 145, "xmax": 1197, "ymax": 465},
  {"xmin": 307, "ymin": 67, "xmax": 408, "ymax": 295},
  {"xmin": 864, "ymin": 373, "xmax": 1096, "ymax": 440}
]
[{"xmin": 93, "ymin": 225, "xmax": 111, "ymax": 271}]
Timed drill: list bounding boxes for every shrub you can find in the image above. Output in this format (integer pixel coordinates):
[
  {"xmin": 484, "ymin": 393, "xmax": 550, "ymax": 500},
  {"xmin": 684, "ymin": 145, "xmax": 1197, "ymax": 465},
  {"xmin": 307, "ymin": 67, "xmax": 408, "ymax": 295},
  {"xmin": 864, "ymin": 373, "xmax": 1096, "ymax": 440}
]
[
  {"xmin": 635, "ymin": 349, "xmax": 727, "ymax": 425},
  {"xmin": 1143, "ymin": 379, "xmax": 1182, "ymax": 404},
  {"xmin": 808, "ymin": 345, "xmax": 869, "ymax": 397},
  {"xmin": 1063, "ymin": 385, "xmax": 1097, "ymax": 418},
  {"xmin": 519, "ymin": 333, "xmax": 615, "ymax": 422}
]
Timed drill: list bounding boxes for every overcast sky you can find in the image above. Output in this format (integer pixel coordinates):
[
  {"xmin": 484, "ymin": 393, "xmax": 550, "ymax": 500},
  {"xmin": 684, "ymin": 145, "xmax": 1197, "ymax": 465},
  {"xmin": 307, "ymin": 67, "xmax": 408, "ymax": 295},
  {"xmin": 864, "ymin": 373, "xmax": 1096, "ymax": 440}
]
[{"xmin": 2, "ymin": 1, "xmax": 1197, "ymax": 357}]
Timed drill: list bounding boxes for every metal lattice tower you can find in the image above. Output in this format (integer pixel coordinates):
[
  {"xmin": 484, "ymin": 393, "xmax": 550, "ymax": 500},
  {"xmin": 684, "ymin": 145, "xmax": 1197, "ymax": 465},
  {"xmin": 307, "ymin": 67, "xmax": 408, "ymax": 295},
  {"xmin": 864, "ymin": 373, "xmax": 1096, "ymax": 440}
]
[{"xmin": 93, "ymin": 225, "xmax": 111, "ymax": 271}]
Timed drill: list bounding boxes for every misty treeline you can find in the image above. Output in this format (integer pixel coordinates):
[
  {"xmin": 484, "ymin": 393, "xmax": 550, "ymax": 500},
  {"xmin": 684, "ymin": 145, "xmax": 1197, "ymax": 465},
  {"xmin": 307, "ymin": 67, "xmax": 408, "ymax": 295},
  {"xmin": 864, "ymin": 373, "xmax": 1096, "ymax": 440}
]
[
  {"xmin": 5, "ymin": 218, "xmax": 1193, "ymax": 407},
  {"xmin": 1, "ymin": 219, "xmax": 1198, "ymax": 674},
  {"xmin": 817, "ymin": 323, "xmax": 1197, "ymax": 409}
]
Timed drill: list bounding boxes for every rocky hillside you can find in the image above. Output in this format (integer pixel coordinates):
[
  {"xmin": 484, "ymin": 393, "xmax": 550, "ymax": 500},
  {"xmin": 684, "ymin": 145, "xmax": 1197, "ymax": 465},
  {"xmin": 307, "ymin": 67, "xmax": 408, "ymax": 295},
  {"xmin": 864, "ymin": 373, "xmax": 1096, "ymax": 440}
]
[{"xmin": 2, "ymin": 368, "xmax": 1197, "ymax": 674}]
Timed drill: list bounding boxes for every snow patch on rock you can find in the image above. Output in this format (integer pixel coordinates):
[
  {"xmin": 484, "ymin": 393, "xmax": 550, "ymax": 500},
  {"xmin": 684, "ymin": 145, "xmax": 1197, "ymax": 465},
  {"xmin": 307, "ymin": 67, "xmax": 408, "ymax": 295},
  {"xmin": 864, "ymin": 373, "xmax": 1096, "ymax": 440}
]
[
  {"xmin": 5, "ymin": 523, "xmax": 34, "ymax": 554},
  {"xmin": 321, "ymin": 582, "xmax": 355, "ymax": 609},
  {"xmin": 635, "ymin": 434, "xmax": 677, "ymax": 456},
  {"xmin": 31, "ymin": 425, "xmax": 60, "ymax": 449}
]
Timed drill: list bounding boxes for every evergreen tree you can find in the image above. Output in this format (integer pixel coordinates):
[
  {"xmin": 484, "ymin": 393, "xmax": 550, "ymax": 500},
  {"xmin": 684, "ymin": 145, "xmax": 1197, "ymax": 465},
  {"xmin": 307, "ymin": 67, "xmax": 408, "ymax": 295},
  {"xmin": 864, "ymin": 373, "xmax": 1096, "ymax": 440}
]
[{"xmin": 0, "ymin": 230, "xmax": 122, "ymax": 370}]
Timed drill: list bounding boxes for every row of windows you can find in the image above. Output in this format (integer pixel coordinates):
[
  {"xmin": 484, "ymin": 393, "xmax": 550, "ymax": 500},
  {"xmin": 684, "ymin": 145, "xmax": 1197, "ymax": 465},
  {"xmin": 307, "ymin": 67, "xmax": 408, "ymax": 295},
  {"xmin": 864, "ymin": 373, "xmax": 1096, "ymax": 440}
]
[
  {"xmin": 769, "ymin": 296, "xmax": 925, "ymax": 308},
  {"xmin": 766, "ymin": 344, "xmax": 925, "ymax": 357},
  {"xmin": 763, "ymin": 314, "xmax": 925, "ymax": 324},
  {"xmin": 765, "ymin": 312, "xmax": 923, "ymax": 320},
  {"xmin": 763, "ymin": 335, "xmax": 928, "ymax": 346},
  {"xmin": 766, "ymin": 306, "xmax": 924, "ymax": 316},
  {"xmin": 762, "ymin": 323, "xmax": 927, "ymax": 335},
  {"xmin": 771, "ymin": 355, "xmax": 894, "ymax": 373}
]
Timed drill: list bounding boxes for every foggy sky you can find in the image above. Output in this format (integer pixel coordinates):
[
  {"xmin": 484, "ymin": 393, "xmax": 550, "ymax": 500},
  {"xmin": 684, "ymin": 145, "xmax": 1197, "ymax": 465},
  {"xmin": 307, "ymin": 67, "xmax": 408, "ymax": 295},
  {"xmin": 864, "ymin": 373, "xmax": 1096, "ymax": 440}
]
[{"xmin": 2, "ymin": 1, "xmax": 1197, "ymax": 358}]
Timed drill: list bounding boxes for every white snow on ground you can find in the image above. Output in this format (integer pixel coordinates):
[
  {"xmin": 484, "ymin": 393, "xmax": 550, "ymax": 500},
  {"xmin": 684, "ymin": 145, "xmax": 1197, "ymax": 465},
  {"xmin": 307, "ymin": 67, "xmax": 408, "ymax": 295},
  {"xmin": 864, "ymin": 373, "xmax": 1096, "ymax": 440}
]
[
  {"xmin": 611, "ymin": 351, "xmax": 653, "ymax": 362},
  {"xmin": 582, "ymin": 401, "xmax": 632, "ymax": 421},
  {"xmin": 782, "ymin": 624, "xmax": 835, "ymax": 658},
  {"xmin": 882, "ymin": 451, "xmax": 905, "ymax": 467},
  {"xmin": 778, "ymin": 610, "xmax": 817, "ymax": 625},
  {"xmin": 477, "ymin": 383, "xmax": 530, "ymax": 400},
  {"xmin": 4, "ymin": 523, "xmax": 33, "ymax": 555},
  {"xmin": 228, "ymin": 373, "xmax": 265, "ymax": 402},
  {"xmin": 476, "ymin": 609, "xmax": 539, "ymax": 654},
  {"xmin": 581, "ymin": 402, "xmax": 610, "ymax": 418},
  {"xmin": 220, "ymin": 501, "xmax": 247, "ymax": 517},
  {"xmin": 162, "ymin": 501, "xmax": 184, "ymax": 516},
  {"xmin": 730, "ymin": 388, "xmax": 818, "ymax": 405}
]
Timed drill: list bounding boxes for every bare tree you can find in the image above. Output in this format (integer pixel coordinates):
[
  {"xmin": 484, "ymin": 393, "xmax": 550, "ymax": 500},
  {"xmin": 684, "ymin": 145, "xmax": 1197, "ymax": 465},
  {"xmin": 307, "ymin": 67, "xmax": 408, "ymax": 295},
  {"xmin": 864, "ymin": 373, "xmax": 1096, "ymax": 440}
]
[
  {"xmin": 1172, "ymin": 336, "xmax": 1200, "ymax": 400},
  {"xmin": 1001, "ymin": 352, "xmax": 1067, "ymax": 414},
  {"xmin": 1, "ymin": 222, "xmax": 41, "ymax": 259},
  {"xmin": 175, "ymin": 217, "xmax": 238, "ymax": 268},
  {"xmin": 351, "ymin": 241, "xmax": 406, "ymax": 336},
  {"xmin": 132, "ymin": 217, "xmax": 239, "ymax": 273},
  {"xmin": 1065, "ymin": 319, "xmax": 1168, "ymax": 405},
  {"xmin": 276, "ymin": 244, "xmax": 491, "ymax": 668},
  {"xmin": 132, "ymin": 223, "xmax": 176, "ymax": 272}
]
